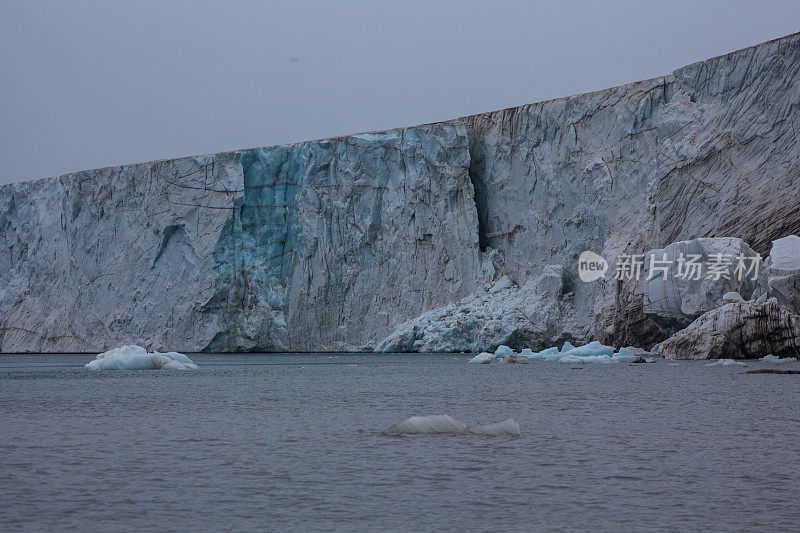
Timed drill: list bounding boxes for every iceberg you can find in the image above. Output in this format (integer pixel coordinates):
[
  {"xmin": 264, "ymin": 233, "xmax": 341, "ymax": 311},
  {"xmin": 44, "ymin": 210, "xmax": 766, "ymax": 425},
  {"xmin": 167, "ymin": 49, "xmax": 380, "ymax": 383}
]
[
  {"xmin": 761, "ymin": 354, "xmax": 798, "ymax": 363},
  {"xmin": 504, "ymin": 353, "xmax": 529, "ymax": 364},
  {"xmin": 468, "ymin": 352, "xmax": 494, "ymax": 364},
  {"xmin": 529, "ymin": 341, "xmax": 634, "ymax": 363},
  {"xmin": 85, "ymin": 345, "xmax": 198, "ymax": 370},
  {"xmin": 494, "ymin": 345, "xmax": 514, "ymax": 358},
  {"xmin": 468, "ymin": 341, "xmax": 646, "ymax": 365},
  {"xmin": 560, "ymin": 340, "xmax": 615, "ymax": 358},
  {"xmin": 386, "ymin": 415, "xmax": 520, "ymax": 436}
]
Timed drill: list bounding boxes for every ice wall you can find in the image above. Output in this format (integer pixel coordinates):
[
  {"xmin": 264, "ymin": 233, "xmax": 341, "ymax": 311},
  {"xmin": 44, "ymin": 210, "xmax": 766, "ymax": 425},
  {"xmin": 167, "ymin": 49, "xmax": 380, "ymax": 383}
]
[{"xmin": 1, "ymin": 32, "xmax": 799, "ymax": 352}]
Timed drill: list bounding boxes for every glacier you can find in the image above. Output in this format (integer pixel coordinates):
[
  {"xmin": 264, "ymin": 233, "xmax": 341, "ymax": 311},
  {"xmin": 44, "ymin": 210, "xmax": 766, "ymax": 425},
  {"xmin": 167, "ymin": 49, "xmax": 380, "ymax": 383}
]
[{"xmin": 2, "ymin": 32, "xmax": 800, "ymax": 353}]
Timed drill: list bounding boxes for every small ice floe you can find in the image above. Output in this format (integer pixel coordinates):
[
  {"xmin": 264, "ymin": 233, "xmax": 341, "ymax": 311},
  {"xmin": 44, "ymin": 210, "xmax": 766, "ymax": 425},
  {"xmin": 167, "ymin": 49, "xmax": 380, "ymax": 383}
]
[
  {"xmin": 386, "ymin": 415, "xmax": 520, "ymax": 436},
  {"xmin": 525, "ymin": 341, "xmax": 635, "ymax": 364},
  {"xmin": 705, "ymin": 359, "xmax": 747, "ymax": 367},
  {"xmin": 468, "ymin": 352, "xmax": 494, "ymax": 364},
  {"xmin": 469, "ymin": 341, "xmax": 663, "ymax": 365},
  {"xmin": 85, "ymin": 345, "xmax": 198, "ymax": 370},
  {"xmin": 761, "ymin": 354, "xmax": 798, "ymax": 363}
]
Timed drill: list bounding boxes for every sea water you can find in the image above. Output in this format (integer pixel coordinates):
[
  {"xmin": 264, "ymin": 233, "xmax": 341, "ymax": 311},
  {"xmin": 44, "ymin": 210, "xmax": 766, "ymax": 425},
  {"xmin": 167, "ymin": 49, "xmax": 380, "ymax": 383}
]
[{"xmin": 1, "ymin": 353, "xmax": 799, "ymax": 531}]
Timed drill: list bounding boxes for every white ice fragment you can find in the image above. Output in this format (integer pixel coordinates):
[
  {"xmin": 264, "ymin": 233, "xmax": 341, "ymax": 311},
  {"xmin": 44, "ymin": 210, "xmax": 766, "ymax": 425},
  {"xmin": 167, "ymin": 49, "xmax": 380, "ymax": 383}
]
[
  {"xmin": 519, "ymin": 348, "xmax": 536, "ymax": 357},
  {"xmin": 705, "ymin": 359, "xmax": 747, "ymax": 366},
  {"xmin": 387, "ymin": 415, "xmax": 519, "ymax": 436},
  {"xmin": 387, "ymin": 415, "xmax": 468, "ymax": 434},
  {"xmin": 494, "ymin": 345, "xmax": 514, "ymax": 358},
  {"xmin": 560, "ymin": 340, "xmax": 615, "ymax": 358},
  {"xmin": 761, "ymin": 354, "xmax": 798, "ymax": 363},
  {"xmin": 504, "ymin": 353, "xmax": 529, "ymax": 364},
  {"xmin": 469, "ymin": 352, "xmax": 494, "ymax": 364},
  {"xmin": 467, "ymin": 418, "xmax": 520, "ymax": 436},
  {"xmin": 85, "ymin": 345, "xmax": 197, "ymax": 370},
  {"xmin": 560, "ymin": 341, "xmax": 576, "ymax": 353},
  {"xmin": 615, "ymin": 347, "xmax": 635, "ymax": 358}
]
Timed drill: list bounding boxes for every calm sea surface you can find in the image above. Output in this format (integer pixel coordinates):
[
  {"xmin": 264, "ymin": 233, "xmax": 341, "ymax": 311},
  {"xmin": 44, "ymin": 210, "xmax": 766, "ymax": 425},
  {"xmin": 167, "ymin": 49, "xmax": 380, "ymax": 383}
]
[{"xmin": 1, "ymin": 353, "xmax": 799, "ymax": 532}]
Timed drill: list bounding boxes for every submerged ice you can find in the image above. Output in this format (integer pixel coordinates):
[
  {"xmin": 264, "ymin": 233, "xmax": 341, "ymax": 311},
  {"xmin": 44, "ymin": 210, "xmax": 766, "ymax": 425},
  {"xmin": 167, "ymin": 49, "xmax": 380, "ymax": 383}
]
[
  {"xmin": 85, "ymin": 345, "xmax": 198, "ymax": 370},
  {"xmin": 387, "ymin": 415, "xmax": 520, "ymax": 436}
]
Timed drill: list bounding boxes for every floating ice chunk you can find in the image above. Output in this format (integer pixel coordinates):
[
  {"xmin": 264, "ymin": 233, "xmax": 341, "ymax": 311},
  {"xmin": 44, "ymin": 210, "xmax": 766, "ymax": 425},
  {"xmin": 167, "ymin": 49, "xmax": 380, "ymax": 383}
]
[
  {"xmin": 517, "ymin": 347, "xmax": 556, "ymax": 359},
  {"xmin": 85, "ymin": 345, "xmax": 197, "ymax": 370},
  {"xmin": 467, "ymin": 418, "xmax": 520, "ymax": 436},
  {"xmin": 153, "ymin": 351, "xmax": 194, "ymax": 364},
  {"xmin": 387, "ymin": 415, "xmax": 519, "ymax": 436},
  {"xmin": 561, "ymin": 341, "xmax": 576, "ymax": 353},
  {"xmin": 494, "ymin": 345, "xmax": 514, "ymax": 358},
  {"xmin": 761, "ymin": 354, "xmax": 798, "ymax": 363},
  {"xmin": 504, "ymin": 353, "xmax": 529, "ymax": 364},
  {"xmin": 615, "ymin": 347, "xmax": 634, "ymax": 358},
  {"xmin": 558, "ymin": 354, "xmax": 627, "ymax": 364},
  {"xmin": 387, "ymin": 415, "xmax": 468, "ymax": 434},
  {"xmin": 705, "ymin": 359, "xmax": 747, "ymax": 366},
  {"xmin": 469, "ymin": 352, "xmax": 494, "ymax": 364},
  {"xmin": 84, "ymin": 345, "xmax": 153, "ymax": 370},
  {"xmin": 560, "ymin": 340, "xmax": 615, "ymax": 358}
]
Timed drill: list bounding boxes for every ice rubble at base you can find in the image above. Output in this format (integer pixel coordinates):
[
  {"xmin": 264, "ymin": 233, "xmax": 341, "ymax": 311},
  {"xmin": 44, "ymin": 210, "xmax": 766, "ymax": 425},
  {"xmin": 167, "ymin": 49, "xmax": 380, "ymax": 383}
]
[
  {"xmin": 469, "ymin": 341, "xmax": 646, "ymax": 364},
  {"xmin": 84, "ymin": 345, "xmax": 198, "ymax": 370},
  {"xmin": 386, "ymin": 415, "xmax": 520, "ymax": 436}
]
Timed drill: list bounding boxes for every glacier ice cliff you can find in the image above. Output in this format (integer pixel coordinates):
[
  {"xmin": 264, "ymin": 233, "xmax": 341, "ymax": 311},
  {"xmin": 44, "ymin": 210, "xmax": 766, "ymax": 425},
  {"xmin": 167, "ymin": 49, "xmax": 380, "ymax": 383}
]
[
  {"xmin": 641, "ymin": 237, "xmax": 766, "ymax": 333},
  {"xmin": 2, "ymin": 33, "xmax": 800, "ymax": 352}
]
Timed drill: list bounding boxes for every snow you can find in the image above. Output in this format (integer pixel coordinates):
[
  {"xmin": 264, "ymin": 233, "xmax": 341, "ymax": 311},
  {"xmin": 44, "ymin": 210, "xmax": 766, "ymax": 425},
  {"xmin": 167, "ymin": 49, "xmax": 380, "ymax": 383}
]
[
  {"xmin": 705, "ymin": 359, "xmax": 747, "ymax": 366},
  {"xmin": 85, "ymin": 345, "xmax": 198, "ymax": 370},
  {"xmin": 387, "ymin": 415, "xmax": 520, "ymax": 436}
]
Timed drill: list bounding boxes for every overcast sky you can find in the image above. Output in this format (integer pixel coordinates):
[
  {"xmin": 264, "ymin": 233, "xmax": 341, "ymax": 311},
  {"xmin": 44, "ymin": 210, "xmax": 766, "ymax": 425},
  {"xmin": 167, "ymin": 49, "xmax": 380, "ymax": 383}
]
[{"xmin": 1, "ymin": 0, "xmax": 799, "ymax": 185}]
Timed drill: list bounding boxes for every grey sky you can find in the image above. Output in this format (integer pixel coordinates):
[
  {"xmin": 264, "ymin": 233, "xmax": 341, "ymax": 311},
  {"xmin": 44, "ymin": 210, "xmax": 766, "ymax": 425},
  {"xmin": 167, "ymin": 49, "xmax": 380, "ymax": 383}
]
[{"xmin": 1, "ymin": 0, "xmax": 799, "ymax": 185}]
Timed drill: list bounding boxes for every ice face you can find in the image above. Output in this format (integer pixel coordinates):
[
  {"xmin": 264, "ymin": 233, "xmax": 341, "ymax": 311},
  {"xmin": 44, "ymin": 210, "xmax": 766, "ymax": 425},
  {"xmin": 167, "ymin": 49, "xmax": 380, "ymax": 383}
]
[{"xmin": 85, "ymin": 345, "xmax": 198, "ymax": 370}]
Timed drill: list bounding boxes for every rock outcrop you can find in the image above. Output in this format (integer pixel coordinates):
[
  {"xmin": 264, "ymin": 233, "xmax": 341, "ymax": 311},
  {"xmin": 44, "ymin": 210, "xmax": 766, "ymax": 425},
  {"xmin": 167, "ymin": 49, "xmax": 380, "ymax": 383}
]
[
  {"xmin": 2, "ymin": 32, "xmax": 800, "ymax": 352},
  {"xmin": 658, "ymin": 299, "xmax": 800, "ymax": 359},
  {"xmin": 641, "ymin": 238, "xmax": 766, "ymax": 332}
]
